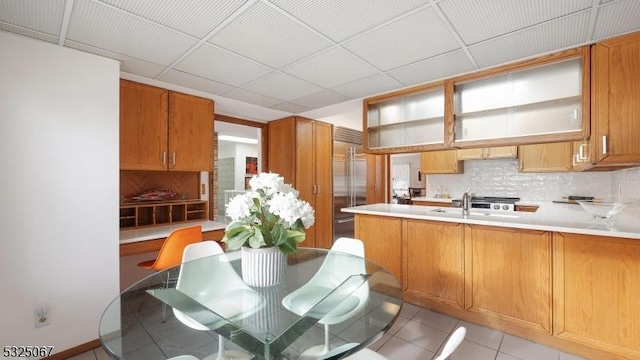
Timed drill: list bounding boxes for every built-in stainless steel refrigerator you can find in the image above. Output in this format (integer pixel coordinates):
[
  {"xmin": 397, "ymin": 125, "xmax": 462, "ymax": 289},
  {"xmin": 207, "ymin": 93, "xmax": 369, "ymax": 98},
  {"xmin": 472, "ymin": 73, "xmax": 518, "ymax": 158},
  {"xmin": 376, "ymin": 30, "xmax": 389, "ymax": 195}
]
[{"xmin": 333, "ymin": 127, "xmax": 367, "ymax": 240}]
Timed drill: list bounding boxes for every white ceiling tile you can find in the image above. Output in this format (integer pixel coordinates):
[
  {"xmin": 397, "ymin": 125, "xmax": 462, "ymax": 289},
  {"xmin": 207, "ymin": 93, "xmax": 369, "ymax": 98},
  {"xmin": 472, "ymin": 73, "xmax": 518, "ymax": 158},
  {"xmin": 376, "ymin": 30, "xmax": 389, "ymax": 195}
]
[
  {"xmin": 159, "ymin": 70, "xmax": 235, "ymax": 95},
  {"xmin": 270, "ymin": 102, "xmax": 310, "ymax": 113},
  {"xmin": 0, "ymin": 25, "xmax": 58, "ymax": 44},
  {"xmin": 592, "ymin": 0, "xmax": 640, "ymax": 40},
  {"xmin": 284, "ymin": 47, "xmax": 378, "ymax": 88},
  {"xmin": 65, "ymin": 40, "xmax": 166, "ymax": 78},
  {"xmin": 66, "ymin": 0, "xmax": 198, "ymax": 66},
  {"xmin": 208, "ymin": 1, "xmax": 332, "ymax": 68},
  {"xmin": 331, "ymin": 74, "xmax": 404, "ymax": 99},
  {"xmin": 290, "ymin": 90, "xmax": 350, "ymax": 109},
  {"xmin": 388, "ymin": 50, "xmax": 476, "ymax": 86},
  {"xmin": 175, "ymin": 43, "xmax": 273, "ymax": 87},
  {"xmin": 99, "ymin": 0, "xmax": 247, "ymax": 38},
  {"xmin": 469, "ymin": 11, "xmax": 591, "ymax": 68},
  {"xmin": 269, "ymin": 0, "xmax": 428, "ymax": 42},
  {"xmin": 438, "ymin": 0, "xmax": 593, "ymax": 45},
  {"xmin": 244, "ymin": 72, "xmax": 322, "ymax": 101},
  {"xmin": 0, "ymin": 0, "xmax": 65, "ymax": 36},
  {"xmin": 343, "ymin": 7, "xmax": 460, "ymax": 71},
  {"xmin": 224, "ymin": 88, "xmax": 282, "ymax": 108}
]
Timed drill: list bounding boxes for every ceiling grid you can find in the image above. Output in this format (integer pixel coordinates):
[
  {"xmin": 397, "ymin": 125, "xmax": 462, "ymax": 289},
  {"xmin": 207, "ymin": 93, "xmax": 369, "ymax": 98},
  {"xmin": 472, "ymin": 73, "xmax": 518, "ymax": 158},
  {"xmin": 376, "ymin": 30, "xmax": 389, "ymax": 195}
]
[{"xmin": 0, "ymin": 0, "xmax": 638, "ymax": 118}]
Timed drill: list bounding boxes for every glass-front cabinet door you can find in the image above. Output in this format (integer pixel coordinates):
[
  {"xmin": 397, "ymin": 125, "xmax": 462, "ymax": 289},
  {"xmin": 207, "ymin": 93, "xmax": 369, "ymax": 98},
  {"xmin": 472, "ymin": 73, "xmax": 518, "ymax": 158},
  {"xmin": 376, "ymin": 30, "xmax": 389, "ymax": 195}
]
[
  {"xmin": 365, "ymin": 84, "xmax": 445, "ymax": 153},
  {"xmin": 452, "ymin": 48, "xmax": 589, "ymax": 146}
]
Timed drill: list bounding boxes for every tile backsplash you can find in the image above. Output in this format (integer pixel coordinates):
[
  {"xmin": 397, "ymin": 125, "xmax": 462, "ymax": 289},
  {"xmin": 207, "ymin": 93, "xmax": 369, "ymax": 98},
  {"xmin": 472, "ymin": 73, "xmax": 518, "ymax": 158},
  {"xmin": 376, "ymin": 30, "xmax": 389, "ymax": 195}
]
[{"xmin": 426, "ymin": 159, "xmax": 640, "ymax": 202}]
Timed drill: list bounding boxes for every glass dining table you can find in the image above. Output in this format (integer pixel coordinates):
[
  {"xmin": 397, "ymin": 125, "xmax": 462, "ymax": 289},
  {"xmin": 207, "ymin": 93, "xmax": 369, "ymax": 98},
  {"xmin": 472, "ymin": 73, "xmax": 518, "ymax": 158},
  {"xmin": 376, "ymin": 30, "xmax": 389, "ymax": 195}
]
[{"xmin": 99, "ymin": 247, "xmax": 403, "ymax": 360}]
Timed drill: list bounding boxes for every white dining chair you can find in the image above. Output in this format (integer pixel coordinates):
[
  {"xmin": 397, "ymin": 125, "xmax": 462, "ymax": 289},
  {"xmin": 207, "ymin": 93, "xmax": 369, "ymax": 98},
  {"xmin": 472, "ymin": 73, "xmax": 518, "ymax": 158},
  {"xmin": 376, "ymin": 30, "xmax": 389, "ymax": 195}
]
[
  {"xmin": 173, "ymin": 241, "xmax": 261, "ymax": 360},
  {"xmin": 434, "ymin": 326, "xmax": 466, "ymax": 360},
  {"xmin": 282, "ymin": 237, "xmax": 369, "ymax": 359}
]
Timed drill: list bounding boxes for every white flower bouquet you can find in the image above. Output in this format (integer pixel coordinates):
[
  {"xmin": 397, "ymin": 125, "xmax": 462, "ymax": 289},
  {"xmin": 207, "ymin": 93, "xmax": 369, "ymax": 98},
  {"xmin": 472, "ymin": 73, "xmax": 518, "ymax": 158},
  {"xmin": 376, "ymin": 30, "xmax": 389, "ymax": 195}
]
[{"xmin": 222, "ymin": 172, "xmax": 315, "ymax": 254}]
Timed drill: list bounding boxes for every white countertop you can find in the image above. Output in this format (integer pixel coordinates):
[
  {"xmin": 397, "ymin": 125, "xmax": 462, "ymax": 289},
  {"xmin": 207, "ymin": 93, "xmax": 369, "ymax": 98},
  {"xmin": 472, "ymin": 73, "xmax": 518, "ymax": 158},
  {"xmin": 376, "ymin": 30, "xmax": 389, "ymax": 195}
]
[
  {"xmin": 120, "ymin": 220, "xmax": 228, "ymax": 244},
  {"xmin": 342, "ymin": 202, "xmax": 640, "ymax": 240}
]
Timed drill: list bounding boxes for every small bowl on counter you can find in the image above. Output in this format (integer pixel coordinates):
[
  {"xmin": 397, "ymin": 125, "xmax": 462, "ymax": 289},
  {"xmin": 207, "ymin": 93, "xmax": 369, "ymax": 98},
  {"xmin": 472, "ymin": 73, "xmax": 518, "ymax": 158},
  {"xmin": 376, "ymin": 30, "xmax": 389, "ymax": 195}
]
[{"xmin": 576, "ymin": 200, "xmax": 628, "ymax": 225}]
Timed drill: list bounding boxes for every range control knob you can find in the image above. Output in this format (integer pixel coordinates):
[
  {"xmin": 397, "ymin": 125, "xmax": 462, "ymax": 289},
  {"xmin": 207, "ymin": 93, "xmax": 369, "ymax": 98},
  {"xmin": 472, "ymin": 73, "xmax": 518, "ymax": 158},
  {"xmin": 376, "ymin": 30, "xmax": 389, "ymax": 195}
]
[
  {"xmin": 502, "ymin": 204, "xmax": 509, "ymax": 210},
  {"xmin": 493, "ymin": 204, "xmax": 500, "ymax": 210}
]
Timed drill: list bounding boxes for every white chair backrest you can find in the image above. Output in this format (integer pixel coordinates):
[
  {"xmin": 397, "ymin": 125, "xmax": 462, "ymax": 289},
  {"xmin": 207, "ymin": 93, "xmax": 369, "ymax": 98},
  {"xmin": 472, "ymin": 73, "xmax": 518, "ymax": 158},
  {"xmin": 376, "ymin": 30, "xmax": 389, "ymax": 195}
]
[
  {"xmin": 434, "ymin": 326, "xmax": 466, "ymax": 360},
  {"xmin": 332, "ymin": 237, "xmax": 365, "ymax": 257},
  {"xmin": 282, "ymin": 237, "xmax": 369, "ymax": 325},
  {"xmin": 182, "ymin": 241, "xmax": 224, "ymax": 262},
  {"xmin": 174, "ymin": 241, "xmax": 263, "ymax": 330}
]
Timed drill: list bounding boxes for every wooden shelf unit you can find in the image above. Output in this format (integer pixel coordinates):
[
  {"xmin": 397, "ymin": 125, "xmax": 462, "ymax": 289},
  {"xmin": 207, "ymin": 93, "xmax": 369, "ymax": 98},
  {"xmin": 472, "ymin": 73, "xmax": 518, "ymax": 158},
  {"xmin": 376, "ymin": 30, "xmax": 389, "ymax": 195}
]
[{"xmin": 119, "ymin": 200, "xmax": 208, "ymax": 229}]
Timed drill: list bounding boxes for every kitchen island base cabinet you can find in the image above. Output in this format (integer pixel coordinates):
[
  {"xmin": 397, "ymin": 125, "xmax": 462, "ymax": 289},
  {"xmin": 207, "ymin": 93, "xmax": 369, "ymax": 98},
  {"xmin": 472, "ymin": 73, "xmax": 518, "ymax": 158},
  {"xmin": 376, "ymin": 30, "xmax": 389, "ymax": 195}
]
[
  {"xmin": 465, "ymin": 225, "xmax": 552, "ymax": 334},
  {"xmin": 554, "ymin": 233, "xmax": 640, "ymax": 360},
  {"xmin": 354, "ymin": 215, "xmax": 402, "ymax": 283},
  {"xmin": 404, "ymin": 220, "xmax": 464, "ymax": 309}
]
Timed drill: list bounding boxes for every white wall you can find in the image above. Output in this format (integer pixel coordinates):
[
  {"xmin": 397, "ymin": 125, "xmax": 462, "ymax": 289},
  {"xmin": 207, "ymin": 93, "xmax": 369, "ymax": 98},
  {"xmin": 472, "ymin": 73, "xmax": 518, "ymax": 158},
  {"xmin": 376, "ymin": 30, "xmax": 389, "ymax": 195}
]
[{"xmin": 0, "ymin": 32, "xmax": 120, "ymax": 354}]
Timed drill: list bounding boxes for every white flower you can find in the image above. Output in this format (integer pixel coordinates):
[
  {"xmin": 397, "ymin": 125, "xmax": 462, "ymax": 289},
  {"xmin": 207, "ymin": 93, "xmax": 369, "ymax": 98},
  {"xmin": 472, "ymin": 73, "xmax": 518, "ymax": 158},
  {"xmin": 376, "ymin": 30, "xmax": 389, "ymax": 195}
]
[
  {"xmin": 249, "ymin": 173, "xmax": 298, "ymax": 197},
  {"xmin": 225, "ymin": 192, "xmax": 253, "ymax": 220},
  {"xmin": 268, "ymin": 192, "xmax": 315, "ymax": 229}
]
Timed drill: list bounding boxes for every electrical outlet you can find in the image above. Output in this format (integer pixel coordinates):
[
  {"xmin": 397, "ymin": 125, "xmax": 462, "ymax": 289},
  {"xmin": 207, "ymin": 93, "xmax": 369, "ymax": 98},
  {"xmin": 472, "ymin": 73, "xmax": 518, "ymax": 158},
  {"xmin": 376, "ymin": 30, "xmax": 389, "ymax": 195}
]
[
  {"xmin": 201, "ymin": 184, "xmax": 206, "ymax": 195},
  {"xmin": 34, "ymin": 304, "xmax": 50, "ymax": 328}
]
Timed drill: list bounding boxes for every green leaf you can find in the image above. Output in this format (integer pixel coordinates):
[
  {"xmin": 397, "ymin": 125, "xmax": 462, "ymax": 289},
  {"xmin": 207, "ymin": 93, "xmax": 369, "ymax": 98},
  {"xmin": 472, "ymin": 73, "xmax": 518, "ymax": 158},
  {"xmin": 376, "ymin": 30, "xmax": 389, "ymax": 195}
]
[
  {"xmin": 224, "ymin": 229, "xmax": 252, "ymax": 251},
  {"xmin": 271, "ymin": 224, "xmax": 288, "ymax": 246},
  {"xmin": 248, "ymin": 229, "xmax": 266, "ymax": 248},
  {"xmin": 278, "ymin": 241, "xmax": 297, "ymax": 254},
  {"xmin": 287, "ymin": 229, "xmax": 306, "ymax": 244}
]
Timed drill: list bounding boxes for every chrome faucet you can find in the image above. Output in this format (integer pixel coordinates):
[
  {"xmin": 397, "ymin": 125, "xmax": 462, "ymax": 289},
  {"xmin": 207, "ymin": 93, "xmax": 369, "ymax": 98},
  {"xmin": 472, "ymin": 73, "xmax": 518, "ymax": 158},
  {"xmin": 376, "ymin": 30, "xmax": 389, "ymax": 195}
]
[{"xmin": 462, "ymin": 188, "xmax": 473, "ymax": 215}]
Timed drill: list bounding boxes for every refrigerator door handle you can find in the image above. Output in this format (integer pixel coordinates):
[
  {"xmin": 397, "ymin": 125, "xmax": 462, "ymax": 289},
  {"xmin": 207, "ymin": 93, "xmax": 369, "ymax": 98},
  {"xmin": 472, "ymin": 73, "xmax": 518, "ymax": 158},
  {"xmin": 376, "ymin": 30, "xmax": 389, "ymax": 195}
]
[{"xmin": 350, "ymin": 147, "xmax": 356, "ymax": 207}]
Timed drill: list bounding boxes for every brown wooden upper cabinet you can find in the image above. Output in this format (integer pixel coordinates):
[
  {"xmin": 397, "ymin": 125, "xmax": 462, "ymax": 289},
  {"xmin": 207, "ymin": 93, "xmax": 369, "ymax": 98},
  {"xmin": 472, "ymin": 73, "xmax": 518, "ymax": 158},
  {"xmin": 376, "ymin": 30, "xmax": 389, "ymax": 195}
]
[
  {"xmin": 363, "ymin": 47, "xmax": 590, "ymax": 154},
  {"xmin": 120, "ymin": 80, "xmax": 214, "ymax": 171},
  {"xmin": 452, "ymin": 47, "xmax": 590, "ymax": 148},
  {"xmin": 457, "ymin": 146, "xmax": 517, "ymax": 160},
  {"xmin": 588, "ymin": 32, "xmax": 640, "ymax": 169},
  {"xmin": 519, "ymin": 142, "xmax": 573, "ymax": 173},
  {"xmin": 420, "ymin": 150, "xmax": 463, "ymax": 174},
  {"xmin": 363, "ymin": 83, "xmax": 447, "ymax": 154}
]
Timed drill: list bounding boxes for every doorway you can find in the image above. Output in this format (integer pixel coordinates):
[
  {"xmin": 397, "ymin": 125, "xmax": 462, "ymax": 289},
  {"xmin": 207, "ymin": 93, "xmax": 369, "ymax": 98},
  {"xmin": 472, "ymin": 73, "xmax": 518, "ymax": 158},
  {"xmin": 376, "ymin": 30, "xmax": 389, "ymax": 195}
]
[{"xmin": 214, "ymin": 119, "xmax": 263, "ymax": 221}]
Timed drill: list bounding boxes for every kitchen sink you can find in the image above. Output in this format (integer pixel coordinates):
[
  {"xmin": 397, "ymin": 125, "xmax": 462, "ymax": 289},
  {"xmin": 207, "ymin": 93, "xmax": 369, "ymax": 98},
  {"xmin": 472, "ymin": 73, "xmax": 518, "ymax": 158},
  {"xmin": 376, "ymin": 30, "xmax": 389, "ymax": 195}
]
[
  {"xmin": 428, "ymin": 208, "xmax": 460, "ymax": 214},
  {"xmin": 468, "ymin": 212, "xmax": 519, "ymax": 219}
]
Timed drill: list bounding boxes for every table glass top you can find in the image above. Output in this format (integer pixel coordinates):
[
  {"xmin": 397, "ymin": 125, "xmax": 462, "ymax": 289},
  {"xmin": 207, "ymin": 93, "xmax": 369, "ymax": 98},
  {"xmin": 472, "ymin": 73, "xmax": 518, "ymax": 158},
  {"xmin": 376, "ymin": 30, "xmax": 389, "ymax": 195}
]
[{"xmin": 99, "ymin": 247, "xmax": 402, "ymax": 360}]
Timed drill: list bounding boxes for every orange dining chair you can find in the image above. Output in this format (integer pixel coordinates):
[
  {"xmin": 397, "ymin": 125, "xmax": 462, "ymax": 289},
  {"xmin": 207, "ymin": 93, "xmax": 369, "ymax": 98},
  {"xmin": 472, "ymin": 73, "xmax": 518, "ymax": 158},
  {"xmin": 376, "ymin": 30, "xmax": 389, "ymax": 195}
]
[
  {"xmin": 137, "ymin": 225, "xmax": 204, "ymax": 270},
  {"xmin": 137, "ymin": 225, "xmax": 203, "ymax": 320}
]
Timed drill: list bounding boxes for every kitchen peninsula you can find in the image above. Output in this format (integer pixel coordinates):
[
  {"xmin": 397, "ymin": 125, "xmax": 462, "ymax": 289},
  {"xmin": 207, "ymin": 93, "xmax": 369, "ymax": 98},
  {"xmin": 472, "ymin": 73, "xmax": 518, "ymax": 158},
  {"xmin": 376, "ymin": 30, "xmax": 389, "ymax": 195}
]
[{"xmin": 343, "ymin": 202, "xmax": 640, "ymax": 360}]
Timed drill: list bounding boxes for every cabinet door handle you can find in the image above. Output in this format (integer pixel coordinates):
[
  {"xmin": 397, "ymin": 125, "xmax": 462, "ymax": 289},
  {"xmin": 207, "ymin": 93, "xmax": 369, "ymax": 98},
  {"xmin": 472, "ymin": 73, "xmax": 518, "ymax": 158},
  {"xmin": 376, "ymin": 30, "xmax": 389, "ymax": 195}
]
[
  {"xmin": 578, "ymin": 143, "xmax": 587, "ymax": 161},
  {"xmin": 572, "ymin": 154, "xmax": 577, "ymax": 167},
  {"xmin": 313, "ymin": 184, "xmax": 318, "ymax": 194},
  {"xmin": 171, "ymin": 152, "xmax": 177, "ymax": 168},
  {"xmin": 162, "ymin": 151, "xmax": 167, "ymax": 165},
  {"xmin": 602, "ymin": 136, "xmax": 607, "ymax": 155}
]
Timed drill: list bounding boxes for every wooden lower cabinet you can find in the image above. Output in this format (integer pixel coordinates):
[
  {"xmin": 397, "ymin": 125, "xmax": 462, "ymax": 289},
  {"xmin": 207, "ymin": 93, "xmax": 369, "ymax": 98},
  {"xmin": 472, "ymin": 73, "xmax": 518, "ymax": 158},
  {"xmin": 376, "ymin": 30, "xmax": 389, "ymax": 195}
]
[
  {"xmin": 354, "ymin": 213, "xmax": 639, "ymax": 359},
  {"xmin": 553, "ymin": 232, "xmax": 640, "ymax": 359},
  {"xmin": 404, "ymin": 220, "xmax": 464, "ymax": 309},
  {"xmin": 354, "ymin": 214, "xmax": 402, "ymax": 283},
  {"xmin": 465, "ymin": 225, "xmax": 552, "ymax": 334}
]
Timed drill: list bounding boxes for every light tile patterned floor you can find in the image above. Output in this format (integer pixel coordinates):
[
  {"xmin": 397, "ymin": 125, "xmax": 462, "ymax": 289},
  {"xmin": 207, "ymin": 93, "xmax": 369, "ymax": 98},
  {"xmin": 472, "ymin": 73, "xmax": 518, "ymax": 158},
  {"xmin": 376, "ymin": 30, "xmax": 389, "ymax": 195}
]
[{"xmin": 74, "ymin": 303, "xmax": 586, "ymax": 360}]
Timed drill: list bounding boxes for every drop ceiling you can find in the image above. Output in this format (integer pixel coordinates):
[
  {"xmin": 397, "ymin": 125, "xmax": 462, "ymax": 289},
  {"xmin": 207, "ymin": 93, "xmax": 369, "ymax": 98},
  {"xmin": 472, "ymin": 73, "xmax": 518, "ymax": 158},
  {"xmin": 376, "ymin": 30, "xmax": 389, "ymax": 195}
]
[{"xmin": 1, "ymin": 0, "xmax": 639, "ymax": 121}]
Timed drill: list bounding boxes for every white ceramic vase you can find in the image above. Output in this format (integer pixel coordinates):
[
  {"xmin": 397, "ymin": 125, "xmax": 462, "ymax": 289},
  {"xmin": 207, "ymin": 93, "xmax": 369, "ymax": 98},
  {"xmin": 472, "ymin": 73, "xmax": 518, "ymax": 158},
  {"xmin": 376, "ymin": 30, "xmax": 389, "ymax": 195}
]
[{"xmin": 241, "ymin": 246, "xmax": 286, "ymax": 287}]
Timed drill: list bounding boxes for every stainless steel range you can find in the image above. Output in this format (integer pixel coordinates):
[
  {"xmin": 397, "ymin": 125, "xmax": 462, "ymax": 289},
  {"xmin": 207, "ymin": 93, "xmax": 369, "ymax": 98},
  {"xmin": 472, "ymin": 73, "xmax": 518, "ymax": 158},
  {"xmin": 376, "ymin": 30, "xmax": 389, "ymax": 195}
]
[{"xmin": 451, "ymin": 196, "xmax": 520, "ymax": 211}]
